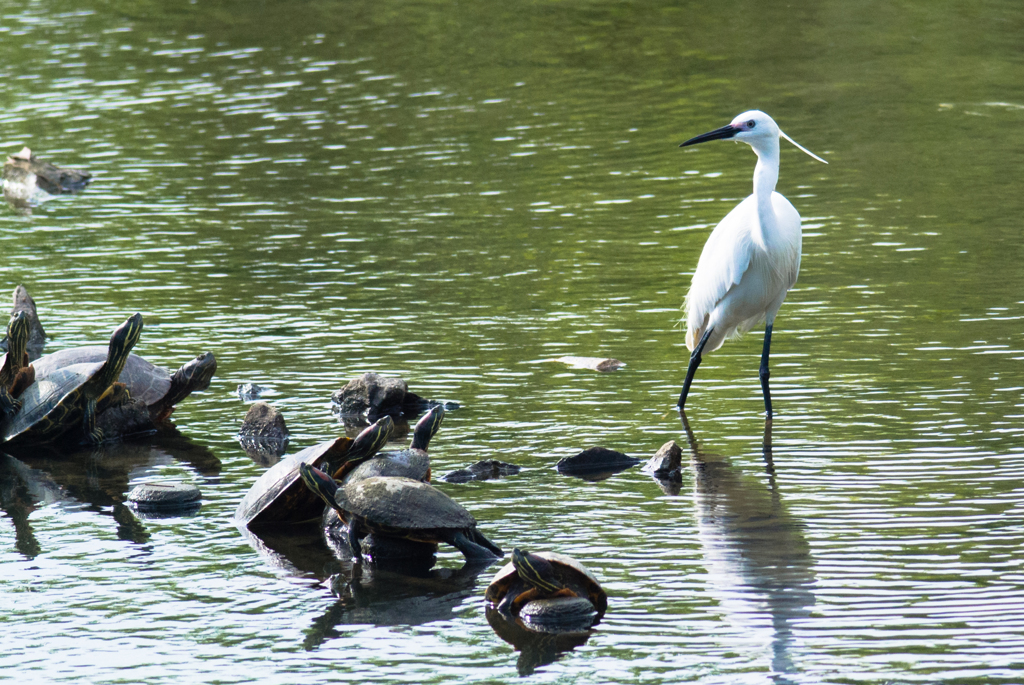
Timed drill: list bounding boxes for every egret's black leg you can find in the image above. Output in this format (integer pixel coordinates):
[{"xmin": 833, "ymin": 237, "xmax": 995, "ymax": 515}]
[
  {"xmin": 678, "ymin": 328, "xmax": 714, "ymax": 410},
  {"xmin": 759, "ymin": 324, "xmax": 774, "ymax": 418}
]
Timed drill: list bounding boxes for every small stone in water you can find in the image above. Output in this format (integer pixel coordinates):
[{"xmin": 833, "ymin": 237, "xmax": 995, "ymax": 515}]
[
  {"xmin": 127, "ymin": 482, "xmax": 201, "ymax": 512},
  {"xmin": 641, "ymin": 441, "xmax": 682, "ymax": 481},
  {"xmin": 239, "ymin": 401, "xmax": 288, "ymax": 439}
]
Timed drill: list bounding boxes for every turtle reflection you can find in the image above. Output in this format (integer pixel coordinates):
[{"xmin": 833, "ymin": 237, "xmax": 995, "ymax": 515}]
[
  {"xmin": 5, "ymin": 432, "xmax": 219, "ymax": 545},
  {"xmin": 485, "ymin": 607, "xmax": 593, "ymax": 677},
  {"xmin": 0, "ymin": 453, "xmax": 62, "ymax": 558},
  {"xmin": 680, "ymin": 411, "xmax": 816, "ymax": 682},
  {"xmin": 303, "ymin": 560, "xmax": 492, "ymax": 651}
]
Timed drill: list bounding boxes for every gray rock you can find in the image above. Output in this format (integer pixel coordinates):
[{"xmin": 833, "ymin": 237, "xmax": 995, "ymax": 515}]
[
  {"xmin": 239, "ymin": 401, "xmax": 289, "ymax": 440},
  {"xmin": 127, "ymin": 481, "xmax": 202, "ymax": 514},
  {"xmin": 331, "ymin": 372, "xmax": 413, "ymax": 416},
  {"xmin": 556, "ymin": 447, "xmax": 640, "ymax": 481},
  {"xmin": 641, "ymin": 441, "xmax": 683, "ymax": 480}
]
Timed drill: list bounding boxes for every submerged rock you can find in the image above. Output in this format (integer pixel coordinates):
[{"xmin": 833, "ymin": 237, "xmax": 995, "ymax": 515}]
[
  {"xmin": 556, "ymin": 447, "xmax": 640, "ymax": 480},
  {"xmin": 442, "ymin": 459, "xmax": 521, "ymax": 483},
  {"xmin": 127, "ymin": 481, "xmax": 202, "ymax": 516}
]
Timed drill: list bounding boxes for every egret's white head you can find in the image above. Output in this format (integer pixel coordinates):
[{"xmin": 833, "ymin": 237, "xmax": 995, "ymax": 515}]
[{"xmin": 681, "ymin": 110, "xmax": 827, "ymax": 164}]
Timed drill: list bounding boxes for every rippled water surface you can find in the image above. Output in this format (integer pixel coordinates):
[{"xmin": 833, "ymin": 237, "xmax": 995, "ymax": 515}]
[{"xmin": 3, "ymin": 1, "xmax": 1024, "ymax": 683}]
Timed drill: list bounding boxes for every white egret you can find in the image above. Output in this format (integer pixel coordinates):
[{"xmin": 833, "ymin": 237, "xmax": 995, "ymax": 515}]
[{"xmin": 676, "ymin": 110, "xmax": 827, "ymax": 417}]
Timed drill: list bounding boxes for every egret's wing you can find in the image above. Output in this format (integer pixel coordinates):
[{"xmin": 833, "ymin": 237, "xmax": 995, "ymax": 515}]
[{"xmin": 683, "ymin": 197, "xmax": 756, "ymax": 347}]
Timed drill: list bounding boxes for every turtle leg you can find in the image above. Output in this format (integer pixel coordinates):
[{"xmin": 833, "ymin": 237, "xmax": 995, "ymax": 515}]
[
  {"xmin": 496, "ymin": 590, "xmax": 517, "ymax": 618},
  {"xmin": 82, "ymin": 397, "xmax": 105, "ymax": 445},
  {"xmin": 446, "ymin": 530, "xmax": 501, "ymax": 561},
  {"xmin": 347, "ymin": 519, "xmax": 365, "ymax": 563},
  {"xmin": 0, "ymin": 387, "xmax": 20, "ymax": 420},
  {"xmin": 467, "ymin": 528, "xmax": 503, "ymax": 556}
]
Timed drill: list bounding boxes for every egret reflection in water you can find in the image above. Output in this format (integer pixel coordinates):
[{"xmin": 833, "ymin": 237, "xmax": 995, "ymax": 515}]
[{"xmin": 681, "ymin": 412, "xmax": 816, "ymax": 681}]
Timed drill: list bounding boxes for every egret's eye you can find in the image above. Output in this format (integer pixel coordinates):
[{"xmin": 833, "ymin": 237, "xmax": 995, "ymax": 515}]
[{"xmin": 747, "ymin": 120, "xmax": 756, "ymax": 129}]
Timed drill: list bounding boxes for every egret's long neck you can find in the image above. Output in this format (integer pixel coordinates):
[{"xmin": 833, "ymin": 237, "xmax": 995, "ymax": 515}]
[{"xmin": 751, "ymin": 141, "xmax": 780, "ymax": 244}]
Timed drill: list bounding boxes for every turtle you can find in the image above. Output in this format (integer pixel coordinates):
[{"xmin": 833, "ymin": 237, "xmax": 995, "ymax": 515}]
[
  {"xmin": 342, "ymin": 404, "xmax": 443, "ymax": 484},
  {"xmin": 0, "ymin": 311, "xmax": 34, "ymax": 420},
  {"xmin": 2, "ymin": 147, "xmax": 91, "ymax": 201},
  {"xmin": 484, "ymin": 549, "xmax": 607, "ymax": 625},
  {"xmin": 32, "ymin": 348, "xmax": 216, "ymax": 422},
  {"xmin": 234, "ymin": 416, "xmax": 394, "ymax": 529},
  {"xmin": 299, "ymin": 465, "xmax": 503, "ymax": 563},
  {"xmin": 2, "ymin": 313, "xmax": 143, "ymax": 447}
]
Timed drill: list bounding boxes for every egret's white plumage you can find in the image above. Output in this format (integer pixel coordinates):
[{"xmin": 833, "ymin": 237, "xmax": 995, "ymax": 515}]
[{"xmin": 677, "ymin": 110, "xmax": 826, "ymax": 416}]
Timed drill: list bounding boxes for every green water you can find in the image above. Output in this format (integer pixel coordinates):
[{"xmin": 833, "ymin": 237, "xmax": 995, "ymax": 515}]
[{"xmin": 2, "ymin": 1, "xmax": 1024, "ymax": 683}]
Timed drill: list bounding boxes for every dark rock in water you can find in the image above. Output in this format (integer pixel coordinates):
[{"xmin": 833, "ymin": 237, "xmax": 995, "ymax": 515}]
[
  {"xmin": 237, "ymin": 383, "xmax": 266, "ymax": 401},
  {"xmin": 238, "ymin": 402, "xmax": 289, "ymax": 464},
  {"xmin": 641, "ymin": 441, "xmax": 683, "ymax": 480},
  {"xmin": 96, "ymin": 398, "xmax": 158, "ymax": 441},
  {"xmin": 442, "ymin": 459, "xmax": 521, "ymax": 483},
  {"xmin": 332, "ymin": 372, "xmax": 412, "ymax": 416},
  {"xmin": 239, "ymin": 402, "xmax": 288, "ymax": 439},
  {"xmin": 556, "ymin": 447, "xmax": 640, "ymax": 480},
  {"xmin": 331, "ymin": 372, "xmax": 459, "ymax": 419},
  {"xmin": 8, "ymin": 285, "xmax": 46, "ymax": 361},
  {"xmin": 127, "ymin": 481, "xmax": 202, "ymax": 516}
]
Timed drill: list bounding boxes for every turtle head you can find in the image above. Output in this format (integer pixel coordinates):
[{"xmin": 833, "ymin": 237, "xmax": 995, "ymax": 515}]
[
  {"xmin": 107, "ymin": 313, "xmax": 144, "ymax": 370},
  {"xmin": 411, "ymin": 404, "xmax": 445, "ymax": 451},
  {"xmin": 512, "ymin": 548, "xmax": 562, "ymax": 594},
  {"xmin": 348, "ymin": 415, "xmax": 395, "ymax": 460},
  {"xmin": 299, "ymin": 462, "xmax": 341, "ymax": 509},
  {"xmin": 5, "ymin": 311, "xmax": 30, "ymax": 364}
]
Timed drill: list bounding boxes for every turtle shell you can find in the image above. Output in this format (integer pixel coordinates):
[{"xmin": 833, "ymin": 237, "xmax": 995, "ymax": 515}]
[
  {"xmin": 343, "ymin": 449, "xmax": 430, "ymax": 484},
  {"xmin": 2, "ymin": 361, "xmax": 103, "ymax": 444},
  {"xmin": 338, "ymin": 477, "xmax": 475, "ymax": 531},
  {"xmin": 32, "ymin": 349, "xmax": 215, "ymax": 412},
  {"xmin": 235, "ymin": 436, "xmax": 354, "ymax": 528},
  {"xmin": 236, "ymin": 416, "xmax": 394, "ymax": 529},
  {"xmin": 485, "ymin": 551, "xmax": 608, "ymax": 618}
]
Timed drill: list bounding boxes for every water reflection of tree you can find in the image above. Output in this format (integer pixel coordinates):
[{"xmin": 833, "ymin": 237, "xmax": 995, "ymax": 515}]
[{"xmin": 681, "ymin": 412, "xmax": 816, "ymax": 683}]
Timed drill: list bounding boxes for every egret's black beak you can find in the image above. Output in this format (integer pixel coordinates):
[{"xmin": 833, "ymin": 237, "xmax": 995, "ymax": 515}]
[{"xmin": 680, "ymin": 124, "xmax": 739, "ymax": 147}]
